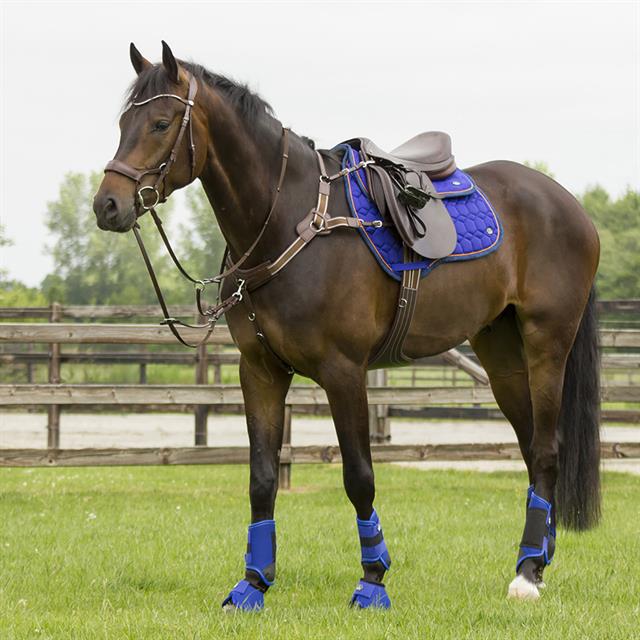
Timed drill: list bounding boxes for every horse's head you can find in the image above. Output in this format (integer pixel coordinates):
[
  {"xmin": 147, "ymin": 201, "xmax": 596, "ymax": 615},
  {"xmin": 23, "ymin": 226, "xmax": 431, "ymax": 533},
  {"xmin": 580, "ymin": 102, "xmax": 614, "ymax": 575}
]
[{"xmin": 94, "ymin": 42, "xmax": 206, "ymax": 232}]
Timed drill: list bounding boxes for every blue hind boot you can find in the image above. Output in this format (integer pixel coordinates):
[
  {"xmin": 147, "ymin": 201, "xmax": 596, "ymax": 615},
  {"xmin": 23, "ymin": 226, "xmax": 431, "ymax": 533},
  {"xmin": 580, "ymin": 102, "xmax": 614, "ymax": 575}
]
[
  {"xmin": 350, "ymin": 509, "xmax": 392, "ymax": 609},
  {"xmin": 222, "ymin": 519, "xmax": 276, "ymax": 611}
]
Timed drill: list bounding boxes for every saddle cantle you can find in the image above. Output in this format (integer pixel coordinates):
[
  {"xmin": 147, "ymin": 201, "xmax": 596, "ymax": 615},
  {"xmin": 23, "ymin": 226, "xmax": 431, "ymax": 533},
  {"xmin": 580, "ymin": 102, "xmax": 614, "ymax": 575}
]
[
  {"xmin": 362, "ymin": 131, "xmax": 457, "ymax": 179},
  {"xmin": 344, "ymin": 132, "xmax": 468, "ymax": 259}
]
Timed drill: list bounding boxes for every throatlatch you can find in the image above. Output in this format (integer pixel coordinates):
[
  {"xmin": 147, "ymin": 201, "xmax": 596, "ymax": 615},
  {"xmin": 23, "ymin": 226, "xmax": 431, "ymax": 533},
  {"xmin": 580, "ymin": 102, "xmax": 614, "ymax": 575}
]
[
  {"xmin": 222, "ymin": 519, "xmax": 276, "ymax": 611},
  {"xmin": 350, "ymin": 509, "xmax": 392, "ymax": 609},
  {"xmin": 516, "ymin": 486, "xmax": 556, "ymax": 573}
]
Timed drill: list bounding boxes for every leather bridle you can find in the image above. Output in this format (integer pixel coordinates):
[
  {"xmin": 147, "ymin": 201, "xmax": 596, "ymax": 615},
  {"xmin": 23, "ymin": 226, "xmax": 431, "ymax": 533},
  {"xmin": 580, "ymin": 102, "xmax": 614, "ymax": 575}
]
[
  {"xmin": 105, "ymin": 73, "xmax": 199, "ymax": 213},
  {"xmin": 102, "ymin": 72, "xmax": 293, "ymax": 348}
]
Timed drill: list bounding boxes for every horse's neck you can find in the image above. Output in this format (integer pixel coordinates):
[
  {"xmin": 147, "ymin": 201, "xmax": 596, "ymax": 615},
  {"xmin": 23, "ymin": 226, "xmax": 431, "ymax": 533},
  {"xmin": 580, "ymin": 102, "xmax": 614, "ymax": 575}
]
[{"xmin": 197, "ymin": 93, "xmax": 308, "ymax": 263}]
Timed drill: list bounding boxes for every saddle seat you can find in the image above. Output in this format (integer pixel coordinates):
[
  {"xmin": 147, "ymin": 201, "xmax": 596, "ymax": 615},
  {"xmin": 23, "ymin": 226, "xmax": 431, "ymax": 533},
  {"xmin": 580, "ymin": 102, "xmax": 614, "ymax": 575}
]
[{"xmin": 361, "ymin": 131, "xmax": 456, "ymax": 179}]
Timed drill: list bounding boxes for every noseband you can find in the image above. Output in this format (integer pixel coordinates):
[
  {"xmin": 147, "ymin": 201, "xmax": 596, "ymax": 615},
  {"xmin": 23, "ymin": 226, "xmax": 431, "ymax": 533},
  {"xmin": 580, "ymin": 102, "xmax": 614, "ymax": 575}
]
[{"xmin": 104, "ymin": 73, "xmax": 199, "ymax": 212}]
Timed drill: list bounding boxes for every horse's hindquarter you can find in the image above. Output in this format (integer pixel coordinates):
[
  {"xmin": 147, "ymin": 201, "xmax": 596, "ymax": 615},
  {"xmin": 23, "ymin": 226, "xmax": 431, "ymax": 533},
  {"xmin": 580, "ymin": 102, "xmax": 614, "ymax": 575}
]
[{"xmin": 402, "ymin": 160, "xmax": 600, "ymax": 359}]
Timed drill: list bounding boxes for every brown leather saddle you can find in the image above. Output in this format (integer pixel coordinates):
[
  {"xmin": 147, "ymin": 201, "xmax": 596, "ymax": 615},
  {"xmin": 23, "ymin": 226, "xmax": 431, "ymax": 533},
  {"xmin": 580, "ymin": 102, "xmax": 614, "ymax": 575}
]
[{"xmin": 346, "ymin": 132, "xmax": 464, "ymax": 259}]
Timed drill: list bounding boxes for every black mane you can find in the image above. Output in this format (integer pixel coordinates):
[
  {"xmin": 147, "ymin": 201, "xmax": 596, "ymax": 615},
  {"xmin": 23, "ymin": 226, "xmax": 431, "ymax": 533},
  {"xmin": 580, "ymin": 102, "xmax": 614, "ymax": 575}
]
[
  {"xmin": 124, "ymin": 61, "xmax": 315, "ymax": 148},
  {"xmin": 125, "ymin": 61, "xmax": 274, "ymax": 127}
]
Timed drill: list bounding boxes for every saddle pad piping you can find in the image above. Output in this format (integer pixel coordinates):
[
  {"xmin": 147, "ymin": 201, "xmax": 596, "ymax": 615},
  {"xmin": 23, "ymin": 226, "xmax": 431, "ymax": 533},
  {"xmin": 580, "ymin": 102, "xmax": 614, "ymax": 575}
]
[{"xmin": 340, "ymin": 144, "xmax": 504, "ymax": 281}]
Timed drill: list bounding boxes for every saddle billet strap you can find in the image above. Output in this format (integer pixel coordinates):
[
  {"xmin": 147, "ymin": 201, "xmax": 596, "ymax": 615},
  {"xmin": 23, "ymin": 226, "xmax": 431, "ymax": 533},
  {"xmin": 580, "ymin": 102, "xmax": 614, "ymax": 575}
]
[{"xmin": 369, "ymin": 248, "xmax": 421, "ymax": 367}]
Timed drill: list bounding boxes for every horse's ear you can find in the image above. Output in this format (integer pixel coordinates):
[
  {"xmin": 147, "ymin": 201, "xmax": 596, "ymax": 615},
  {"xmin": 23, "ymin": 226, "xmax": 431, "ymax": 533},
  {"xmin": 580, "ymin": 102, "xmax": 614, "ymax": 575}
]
[
  {"xmin": 129, "ymin": 42, "xmax": 151, "ymax": 75},
  {"xmin": 161, "ymin": 40, "xmax": 180, "ymax": 84}
]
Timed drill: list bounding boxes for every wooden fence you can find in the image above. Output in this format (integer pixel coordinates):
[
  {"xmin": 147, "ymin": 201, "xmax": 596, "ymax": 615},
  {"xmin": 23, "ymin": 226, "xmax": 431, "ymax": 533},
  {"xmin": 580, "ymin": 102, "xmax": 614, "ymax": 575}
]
[{"xmin": 1, "ymin": 303, "xmax": 639, "ymax": 480}]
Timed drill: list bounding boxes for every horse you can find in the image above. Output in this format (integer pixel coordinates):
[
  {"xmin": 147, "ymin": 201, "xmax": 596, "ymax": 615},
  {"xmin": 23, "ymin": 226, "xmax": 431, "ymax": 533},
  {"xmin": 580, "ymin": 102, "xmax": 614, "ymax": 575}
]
[{"xmin": 93, "ymin": 41, "xmax": 601, "ymax": 610}]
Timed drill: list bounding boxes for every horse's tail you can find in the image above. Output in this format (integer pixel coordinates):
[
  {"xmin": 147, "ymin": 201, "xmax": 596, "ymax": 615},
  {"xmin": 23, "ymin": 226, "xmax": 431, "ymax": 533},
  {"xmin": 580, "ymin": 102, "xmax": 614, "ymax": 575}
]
[{"xmin": 556, "ymin": 286, "xmax": 601, "ymax": 530}]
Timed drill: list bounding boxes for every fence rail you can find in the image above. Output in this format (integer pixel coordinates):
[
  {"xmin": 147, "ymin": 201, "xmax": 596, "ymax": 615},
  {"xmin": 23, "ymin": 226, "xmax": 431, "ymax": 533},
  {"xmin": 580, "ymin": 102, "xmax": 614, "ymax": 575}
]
[
  {"xmin": 1, "ymin": 303, "xmax": 639, "ymax": 477},
  {"xmin": 1, "ymin": 383, "xmax": 638, "ymax": 406},
  {"xmin": 2, "ymin": 323, "xmax": 639, "ymax": 347},
  {"xmin": 2, "ymin": 299, "xmax": 639, "ymax": 319},
  {"xmin": 2, "ymin": 441, "xmax": 639, "ymax": 468}
]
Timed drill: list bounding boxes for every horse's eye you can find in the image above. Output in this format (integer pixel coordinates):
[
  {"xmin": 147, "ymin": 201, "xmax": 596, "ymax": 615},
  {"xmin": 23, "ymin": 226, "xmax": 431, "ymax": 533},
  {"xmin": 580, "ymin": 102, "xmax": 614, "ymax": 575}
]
[{"xmin": 154, "ymin": 120, "xmax": 170, "ymax": 132}]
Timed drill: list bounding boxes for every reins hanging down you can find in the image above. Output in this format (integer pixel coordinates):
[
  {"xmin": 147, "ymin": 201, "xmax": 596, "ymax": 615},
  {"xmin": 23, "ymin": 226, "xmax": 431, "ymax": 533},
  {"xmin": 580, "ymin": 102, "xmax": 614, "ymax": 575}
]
[{"xmin": 128, "ymin": 126, "xmax": 291, "ymax": 348}]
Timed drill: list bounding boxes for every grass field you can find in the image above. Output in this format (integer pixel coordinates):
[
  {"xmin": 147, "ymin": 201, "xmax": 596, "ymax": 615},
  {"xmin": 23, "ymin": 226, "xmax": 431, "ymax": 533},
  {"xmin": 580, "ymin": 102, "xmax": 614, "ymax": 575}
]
[{"xmin": 1, "ymin": 465, "xmax": 638, "ymax": 639}]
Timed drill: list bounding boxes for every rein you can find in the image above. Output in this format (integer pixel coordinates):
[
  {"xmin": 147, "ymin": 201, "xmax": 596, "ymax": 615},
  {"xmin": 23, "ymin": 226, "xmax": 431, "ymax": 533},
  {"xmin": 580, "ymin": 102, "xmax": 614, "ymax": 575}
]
[{"xmin": 104, "ymin": 71, "xmax": 376, "ymax": 351}]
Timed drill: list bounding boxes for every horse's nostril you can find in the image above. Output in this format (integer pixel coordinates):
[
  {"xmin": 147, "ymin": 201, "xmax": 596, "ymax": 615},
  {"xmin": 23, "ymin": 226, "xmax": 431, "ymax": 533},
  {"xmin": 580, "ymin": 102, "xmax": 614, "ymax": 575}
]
[{"xmin": 104, "ymin": 198, "xmax": 118, "ymax": 219}]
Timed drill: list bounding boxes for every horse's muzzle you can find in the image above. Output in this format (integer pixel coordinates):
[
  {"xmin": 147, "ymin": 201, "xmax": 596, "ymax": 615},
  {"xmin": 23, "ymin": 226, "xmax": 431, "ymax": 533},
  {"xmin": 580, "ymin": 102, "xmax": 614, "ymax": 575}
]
[{"xmin": 93, "ymin": 192, "xmax": 136, "ymax": 232}]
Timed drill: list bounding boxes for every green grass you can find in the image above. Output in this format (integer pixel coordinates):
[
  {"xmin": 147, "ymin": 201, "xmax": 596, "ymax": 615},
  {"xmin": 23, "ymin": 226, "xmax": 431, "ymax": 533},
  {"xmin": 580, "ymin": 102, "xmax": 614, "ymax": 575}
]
[{"xmin": 1, "ymin": 466, "xmax": 638, "ymax": 639}]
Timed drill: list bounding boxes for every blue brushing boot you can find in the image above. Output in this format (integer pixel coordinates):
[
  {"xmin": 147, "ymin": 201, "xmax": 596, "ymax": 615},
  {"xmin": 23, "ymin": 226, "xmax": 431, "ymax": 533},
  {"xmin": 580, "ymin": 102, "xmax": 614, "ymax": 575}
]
[
  {"xmin": 516, "ymin": 487, "xmax": 556, "ymax": 573},
  {"xmin": 350, "ymin": 579, "xmax": 391, "ymax": 609},
  {"xmin": 349, "ymin": 509, "xmax": 392, "ymax": 609},
  {"xmin": 222, "ymin": 519, "xmax": 276, "ymax": 611},
  {"xmin": 222, "ymin": 579, "xmax": 265, "ymax": 611}
]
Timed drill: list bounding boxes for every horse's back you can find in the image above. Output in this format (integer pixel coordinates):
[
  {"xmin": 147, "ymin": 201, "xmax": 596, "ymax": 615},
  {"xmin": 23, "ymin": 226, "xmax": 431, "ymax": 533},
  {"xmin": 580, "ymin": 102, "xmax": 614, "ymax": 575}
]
[
  {"xmin": 467, "ymin": 160, "xmax": 599, "ymax": 255},
  {"xmin": 466, "ymin": 159, "xmax": 599, "ymax": 312}
]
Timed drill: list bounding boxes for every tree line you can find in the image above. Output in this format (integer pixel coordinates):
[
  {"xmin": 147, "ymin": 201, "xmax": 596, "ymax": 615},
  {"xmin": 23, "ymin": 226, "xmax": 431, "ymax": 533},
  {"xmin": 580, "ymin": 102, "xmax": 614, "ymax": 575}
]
[{"xmin": 1, "ymin": 167, "xmax": 638, "ymax": 307}]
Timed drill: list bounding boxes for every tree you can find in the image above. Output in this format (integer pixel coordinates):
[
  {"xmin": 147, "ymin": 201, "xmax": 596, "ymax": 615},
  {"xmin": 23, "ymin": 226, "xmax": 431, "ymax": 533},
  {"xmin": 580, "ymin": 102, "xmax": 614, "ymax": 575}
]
[
  {"xmin": 42, "ymin": 172, "xmax": 182, "ymax": 305},
  {"xmin": 580, "ymin": 187, "xmax": 640, "ymax": 298},
  {"xmin": 0, "ymin": 222, "xmax": 11, "ymax": 283},
  {"xmin": 178, "ymin": 183, "xmax": 227, "ymax": 280}
]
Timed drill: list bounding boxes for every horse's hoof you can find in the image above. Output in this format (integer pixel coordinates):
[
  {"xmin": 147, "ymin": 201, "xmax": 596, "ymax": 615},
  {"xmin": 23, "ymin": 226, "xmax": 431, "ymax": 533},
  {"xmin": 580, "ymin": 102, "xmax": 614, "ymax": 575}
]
[
  {"xmin": 350, "ymin": 580, "xmax": 391, "ymax": 609},
  {"xmin": 507, "ymin": 574, "xmax": 541, "ymax": 600},
  {"xmin": 221, "ymin": 579, "xmax": 264, "ymax": 611}
]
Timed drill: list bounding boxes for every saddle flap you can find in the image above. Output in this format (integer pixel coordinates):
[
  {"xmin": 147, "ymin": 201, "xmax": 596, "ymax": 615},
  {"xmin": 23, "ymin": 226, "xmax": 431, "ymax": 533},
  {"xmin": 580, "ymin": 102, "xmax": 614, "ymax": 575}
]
[{"xmin": 369, "ymin": 165, "xmax": 457, "ymax": 260}]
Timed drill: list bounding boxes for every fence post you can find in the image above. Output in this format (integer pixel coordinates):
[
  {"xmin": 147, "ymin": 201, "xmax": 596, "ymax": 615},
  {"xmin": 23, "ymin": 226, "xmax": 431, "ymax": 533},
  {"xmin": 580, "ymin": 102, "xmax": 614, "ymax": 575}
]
[
  {"xmin": 26, "ymin": 343, "xmax": 33, "ymax": 383},
  {"xmin": 194, "ymin": 339, "xmax": 209, "ymax": 445},
  {"xmin": 368, "ymin": 369, "xmax": 390, "ymax": 443},
  {"xmin": 213, "ymin": 345, "xmax": 222, "ymax": 384},
  {"xmin": 47, "ymin": 302, "xmax": 62, "ymax": 449},
  {"xmin": 278, "ymin": 405, "xmax": 292, "ymax": 490}
]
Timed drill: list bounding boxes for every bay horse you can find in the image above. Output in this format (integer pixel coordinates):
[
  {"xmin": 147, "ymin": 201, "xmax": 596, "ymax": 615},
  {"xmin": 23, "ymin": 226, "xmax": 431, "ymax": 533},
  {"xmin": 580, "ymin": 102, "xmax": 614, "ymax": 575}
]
[{"xmin": 93, "ymin": 42, "xmax": 601, "ymax": 609}]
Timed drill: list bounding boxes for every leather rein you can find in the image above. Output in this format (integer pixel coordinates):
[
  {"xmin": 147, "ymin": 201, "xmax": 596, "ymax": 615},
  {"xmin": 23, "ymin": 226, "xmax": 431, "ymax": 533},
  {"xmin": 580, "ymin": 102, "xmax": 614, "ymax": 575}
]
[{"xmin": 104, "ymin": 71, "xmax": 376, "ymax": 352}]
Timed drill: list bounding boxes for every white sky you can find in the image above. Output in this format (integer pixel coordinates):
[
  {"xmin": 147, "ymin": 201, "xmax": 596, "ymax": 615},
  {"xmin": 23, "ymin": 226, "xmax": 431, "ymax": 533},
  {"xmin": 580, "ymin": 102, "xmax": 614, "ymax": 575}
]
[{"xmin": 1, "ymin": 0, "xmax": 639, "ymax": 286}]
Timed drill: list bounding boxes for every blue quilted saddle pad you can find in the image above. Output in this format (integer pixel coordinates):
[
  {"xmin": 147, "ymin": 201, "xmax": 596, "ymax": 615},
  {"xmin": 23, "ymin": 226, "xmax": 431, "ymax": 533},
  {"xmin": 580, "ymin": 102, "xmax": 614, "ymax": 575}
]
[{"xmin": 338, "ymin": 144, "xmax": 503, "ymax": 281}]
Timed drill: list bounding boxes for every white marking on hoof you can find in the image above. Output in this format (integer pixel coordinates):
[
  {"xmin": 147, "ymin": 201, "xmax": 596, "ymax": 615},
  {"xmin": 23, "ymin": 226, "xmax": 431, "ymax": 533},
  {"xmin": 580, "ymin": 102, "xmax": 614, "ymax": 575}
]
[
  {"xmin": 222, "ymin": 603, "xmax": 238, "ymax": 613},
  {"xmin": 507, "ymin": 574, "xmax": 540, "ymax": 600}
]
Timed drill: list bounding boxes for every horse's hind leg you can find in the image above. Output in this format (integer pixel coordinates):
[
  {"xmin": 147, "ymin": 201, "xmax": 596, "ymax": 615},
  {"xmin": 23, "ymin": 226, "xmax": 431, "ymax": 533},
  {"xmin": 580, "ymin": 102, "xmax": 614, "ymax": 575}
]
[
  {"xmin": 473, "ymin": 306, "xmax": 576, "ymax": 598},
  {"xmin": 222, "ymin": 354, "xmax": 292, "ymax": 611},
  {"xmin": 471, "ymin": 309, "xmax": 553, "ymax": 599},
  {"xmin": 500, "ymin": 309, "xmax": 581, "ymax": 599},
  {"xmin": 318, "ymin": 355, "xmax": 392, "ymax": 609},
  {"xmin": 470, "ymin": 307, "xmax": 534, "ymax": 481}
]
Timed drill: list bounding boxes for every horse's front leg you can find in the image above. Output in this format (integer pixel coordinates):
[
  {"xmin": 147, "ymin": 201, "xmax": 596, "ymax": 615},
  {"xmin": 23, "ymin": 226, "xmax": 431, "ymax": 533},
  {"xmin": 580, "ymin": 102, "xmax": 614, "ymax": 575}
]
[
  {"xmin": 319, "ymin": 356, "xmax": 392, "ymax": 609},
  {"xmin": 222, "ymin": 354, "xmax": 293, "ymax": 611}
]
